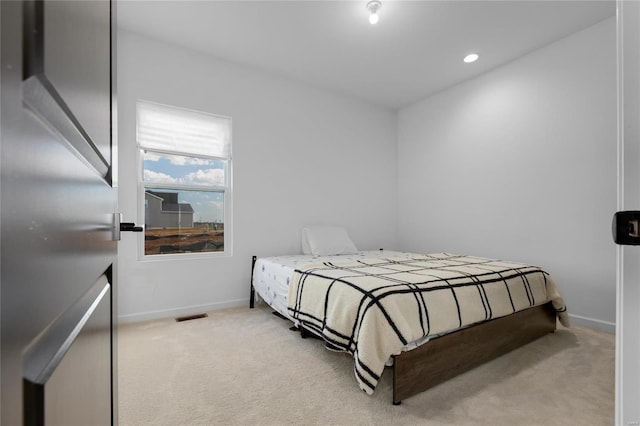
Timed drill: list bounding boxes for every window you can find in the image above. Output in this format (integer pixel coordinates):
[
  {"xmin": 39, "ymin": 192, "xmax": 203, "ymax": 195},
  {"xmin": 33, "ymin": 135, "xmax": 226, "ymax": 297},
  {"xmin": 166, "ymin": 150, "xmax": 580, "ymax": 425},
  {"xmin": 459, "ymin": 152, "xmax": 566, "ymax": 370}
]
[{"xmin": 137, "ymin": 101, "xmax": 232, "ymax": 257}]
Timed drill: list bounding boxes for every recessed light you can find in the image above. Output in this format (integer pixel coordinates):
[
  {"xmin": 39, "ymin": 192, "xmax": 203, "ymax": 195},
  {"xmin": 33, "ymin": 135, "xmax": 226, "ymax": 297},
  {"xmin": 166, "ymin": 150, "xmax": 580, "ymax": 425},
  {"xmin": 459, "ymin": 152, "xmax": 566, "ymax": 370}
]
[
  {"xmin": 367, "ymin": 0, "xmax": 381, "ymax": 25},
  {"xmin": 464, "ymin": 53, "xmax": 479, "ymax": 63}
]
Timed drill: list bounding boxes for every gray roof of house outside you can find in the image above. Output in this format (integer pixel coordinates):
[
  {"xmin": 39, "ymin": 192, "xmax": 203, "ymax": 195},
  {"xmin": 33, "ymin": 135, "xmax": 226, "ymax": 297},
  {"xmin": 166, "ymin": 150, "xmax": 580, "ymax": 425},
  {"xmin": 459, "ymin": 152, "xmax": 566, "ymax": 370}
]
[
  {"xmin": 145, "ymin": 192, "xmax": 164, "ymax": 201},
  {"xmin": 145, "ymin": 190, "xmax": 194, "ymax": 213},
  {"xmin": 147, "ymin": 190, "xmax": 179, "ymax": 204},
  {"xmin": 162, "ymin": 203, "xmax": 194, "ymax": 213}
]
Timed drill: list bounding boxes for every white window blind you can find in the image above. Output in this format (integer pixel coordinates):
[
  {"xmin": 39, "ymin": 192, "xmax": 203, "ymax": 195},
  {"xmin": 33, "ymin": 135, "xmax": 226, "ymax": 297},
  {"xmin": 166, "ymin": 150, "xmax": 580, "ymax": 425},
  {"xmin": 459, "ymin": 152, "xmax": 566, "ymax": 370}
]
[{"xmin": 137, "ymin": 101, "xmax": 231, "ymax": 159}]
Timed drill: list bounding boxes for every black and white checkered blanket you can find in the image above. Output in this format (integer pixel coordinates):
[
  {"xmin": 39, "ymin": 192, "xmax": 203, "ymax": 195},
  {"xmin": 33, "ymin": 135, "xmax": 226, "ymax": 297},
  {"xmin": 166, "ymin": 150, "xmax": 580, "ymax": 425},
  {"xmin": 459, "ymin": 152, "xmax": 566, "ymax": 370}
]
[{"xmin": 287, "ymin": 253, "xmax": 568, "ymax": 395}]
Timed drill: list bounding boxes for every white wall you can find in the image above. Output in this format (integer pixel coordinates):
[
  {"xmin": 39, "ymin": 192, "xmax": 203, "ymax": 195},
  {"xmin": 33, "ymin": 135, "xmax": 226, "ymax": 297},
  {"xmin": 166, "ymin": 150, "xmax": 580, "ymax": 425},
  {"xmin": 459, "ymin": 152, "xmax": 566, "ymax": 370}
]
[
  {"xmin": 119, "ymin": 18, "xmax": 617, "ymax": 330},
  {"xmin": 397, "ymin": 18, "xmax": 617, "ymax": 331},
  {"xmin": 117, "ymin": 30, "xmax": 398, "ymax": 322}
]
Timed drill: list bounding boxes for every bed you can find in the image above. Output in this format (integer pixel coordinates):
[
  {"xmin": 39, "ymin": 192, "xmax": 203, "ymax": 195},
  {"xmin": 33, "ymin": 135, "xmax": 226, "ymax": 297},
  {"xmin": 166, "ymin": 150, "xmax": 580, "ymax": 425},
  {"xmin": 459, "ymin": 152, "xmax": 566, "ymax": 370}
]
[{"xmin": 250, "ymin": 227, "xmax": 568, "ymax": 405}]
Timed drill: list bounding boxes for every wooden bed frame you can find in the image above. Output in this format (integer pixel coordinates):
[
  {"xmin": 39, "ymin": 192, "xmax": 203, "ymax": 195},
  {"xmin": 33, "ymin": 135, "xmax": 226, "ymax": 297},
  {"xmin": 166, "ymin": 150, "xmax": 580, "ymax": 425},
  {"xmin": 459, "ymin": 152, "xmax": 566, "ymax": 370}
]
[
  {"xmin": 249, "ymin": 255, "xmax": 557, "ymax": 405},
  {"xmin": 391, "ymin": 301, "xmax": 556, "ymax": 404}
]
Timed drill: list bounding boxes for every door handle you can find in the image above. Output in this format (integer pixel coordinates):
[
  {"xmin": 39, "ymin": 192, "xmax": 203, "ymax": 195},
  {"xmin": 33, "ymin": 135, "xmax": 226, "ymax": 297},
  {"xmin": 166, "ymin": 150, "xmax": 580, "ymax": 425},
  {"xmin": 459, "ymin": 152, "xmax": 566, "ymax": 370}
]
[
  {"xmin": 120, "ymin": 222, "xmax": 143, "ymax": 232},
  {"xmin": 612, "ymin": 211, "xmax": 640, "ymax": 245},
  {"xmin": 113, "ymin": 213, "xmax": 142, "ymax": 241}
]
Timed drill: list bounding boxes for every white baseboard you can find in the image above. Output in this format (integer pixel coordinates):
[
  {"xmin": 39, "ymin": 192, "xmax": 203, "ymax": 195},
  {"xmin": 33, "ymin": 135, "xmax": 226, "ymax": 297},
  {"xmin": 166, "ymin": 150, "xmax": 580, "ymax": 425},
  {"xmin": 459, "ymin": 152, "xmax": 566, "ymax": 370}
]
[
  {"xmin": 117, "ymin": 298, "xmax": 248, "ymax": 324},
  {"xmin": 118, "ymin": 301, "xmax": 617, "ymax": 334},
  {"xmin": 568, "ymin": 313, "xmax": 616, "ymax": 334}
]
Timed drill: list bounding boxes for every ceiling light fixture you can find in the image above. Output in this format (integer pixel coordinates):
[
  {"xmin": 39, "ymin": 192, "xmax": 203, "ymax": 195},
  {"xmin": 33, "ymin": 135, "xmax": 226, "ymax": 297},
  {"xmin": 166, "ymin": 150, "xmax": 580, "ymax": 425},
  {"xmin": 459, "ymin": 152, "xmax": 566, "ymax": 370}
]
[
  {"xmin": 367, "ymin": 0, "xmax": 381, "ymax": 25},
  {"xmin": 464, "ymin": 53, "xmax": 479, "ymax": 63}
]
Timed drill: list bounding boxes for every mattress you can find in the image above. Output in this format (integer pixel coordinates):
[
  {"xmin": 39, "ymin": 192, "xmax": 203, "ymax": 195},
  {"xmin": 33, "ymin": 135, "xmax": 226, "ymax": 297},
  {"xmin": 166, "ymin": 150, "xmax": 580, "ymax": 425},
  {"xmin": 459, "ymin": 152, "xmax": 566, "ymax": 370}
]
[{"xmin": 252, "ymin": 250, "xmax": 414, "ymax": 322}]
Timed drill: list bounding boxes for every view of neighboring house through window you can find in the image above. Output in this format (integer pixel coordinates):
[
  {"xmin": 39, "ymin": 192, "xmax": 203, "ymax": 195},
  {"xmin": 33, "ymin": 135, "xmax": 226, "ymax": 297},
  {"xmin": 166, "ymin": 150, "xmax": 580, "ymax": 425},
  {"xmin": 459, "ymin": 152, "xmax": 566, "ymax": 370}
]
[{"xmin": 137, "ymin": 101, "xmax": 231, "ymax": 256}]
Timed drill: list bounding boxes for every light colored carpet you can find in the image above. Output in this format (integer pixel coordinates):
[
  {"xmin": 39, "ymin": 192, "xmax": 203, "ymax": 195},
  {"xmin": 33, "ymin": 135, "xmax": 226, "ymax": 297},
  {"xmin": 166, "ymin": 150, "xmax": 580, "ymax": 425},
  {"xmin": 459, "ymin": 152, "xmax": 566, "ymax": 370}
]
[{"xmin": 118, "ymin": 305, "xmax": 614, "ymax": 425}]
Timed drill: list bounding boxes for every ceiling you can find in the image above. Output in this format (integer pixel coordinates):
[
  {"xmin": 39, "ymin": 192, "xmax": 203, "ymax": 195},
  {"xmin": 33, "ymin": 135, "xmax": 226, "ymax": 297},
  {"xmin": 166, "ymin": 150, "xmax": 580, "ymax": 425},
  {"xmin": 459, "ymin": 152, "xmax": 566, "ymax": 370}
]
[{"xmin": 117, "ymin": 0, "xmax": 615, "ymax": 110}]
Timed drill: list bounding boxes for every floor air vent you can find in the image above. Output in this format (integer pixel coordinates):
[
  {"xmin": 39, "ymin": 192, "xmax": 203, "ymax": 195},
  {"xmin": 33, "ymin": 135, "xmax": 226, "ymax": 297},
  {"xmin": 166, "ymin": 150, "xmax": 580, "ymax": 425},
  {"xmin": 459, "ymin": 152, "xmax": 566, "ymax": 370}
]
[{"xmin": 175, "ymin": 313, "xmax": 208, "ymax": 322}]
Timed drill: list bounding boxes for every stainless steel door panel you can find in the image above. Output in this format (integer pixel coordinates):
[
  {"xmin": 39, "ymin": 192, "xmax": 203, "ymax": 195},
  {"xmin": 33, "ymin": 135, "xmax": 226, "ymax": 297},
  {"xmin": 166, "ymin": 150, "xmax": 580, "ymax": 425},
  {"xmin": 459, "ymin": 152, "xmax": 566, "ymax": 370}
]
[
  {"xmin": 1, "ymin": 0, "xmax": 116, "ymax": 424},
  {"xmin": 43, "ymin": 0, "xmax": 112, "ymax": 166}
]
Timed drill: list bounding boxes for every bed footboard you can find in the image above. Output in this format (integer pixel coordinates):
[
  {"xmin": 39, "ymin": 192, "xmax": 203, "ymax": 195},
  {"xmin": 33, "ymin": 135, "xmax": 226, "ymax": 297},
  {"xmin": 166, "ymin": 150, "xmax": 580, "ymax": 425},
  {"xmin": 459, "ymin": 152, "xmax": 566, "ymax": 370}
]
[{"xmin": 392, "ymin": 302, "xmax": 557, "ymax": 405}]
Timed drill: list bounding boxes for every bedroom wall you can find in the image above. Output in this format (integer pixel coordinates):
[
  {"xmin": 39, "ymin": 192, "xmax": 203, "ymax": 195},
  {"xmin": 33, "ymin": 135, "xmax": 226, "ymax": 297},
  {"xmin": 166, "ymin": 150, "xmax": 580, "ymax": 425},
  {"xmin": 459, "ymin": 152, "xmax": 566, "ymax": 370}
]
[
  {"xmin": 117, "ymin": 30, "xmax": 398, "ymax": 322},
  {"xmin": 396, "ymin": 18, "xmax": 617, "ymax": 331}
]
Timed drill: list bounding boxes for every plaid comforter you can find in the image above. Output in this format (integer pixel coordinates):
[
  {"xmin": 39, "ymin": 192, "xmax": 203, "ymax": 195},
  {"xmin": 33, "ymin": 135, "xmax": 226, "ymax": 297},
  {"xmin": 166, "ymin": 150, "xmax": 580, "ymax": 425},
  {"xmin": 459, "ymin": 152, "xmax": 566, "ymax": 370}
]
[{"xmin": 287, "ymin": 253, "xmax": 568, "ymax": 395}]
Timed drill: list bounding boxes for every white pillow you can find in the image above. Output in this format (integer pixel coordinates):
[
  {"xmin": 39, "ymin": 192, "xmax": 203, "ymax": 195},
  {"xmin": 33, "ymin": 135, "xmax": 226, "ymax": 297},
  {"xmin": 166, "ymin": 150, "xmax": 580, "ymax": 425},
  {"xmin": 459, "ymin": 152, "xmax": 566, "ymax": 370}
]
[{"xmin": 301, "ymin": 226, "xmax": 358, "ymax": 256}]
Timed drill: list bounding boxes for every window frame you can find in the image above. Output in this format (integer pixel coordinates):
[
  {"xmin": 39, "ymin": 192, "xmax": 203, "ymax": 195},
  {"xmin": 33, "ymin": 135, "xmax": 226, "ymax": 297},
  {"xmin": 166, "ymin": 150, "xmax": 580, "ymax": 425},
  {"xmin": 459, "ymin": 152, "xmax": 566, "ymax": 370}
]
[{"xmin": 135, "ymin": 100, "xmax": 233, "ymax": 260}]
